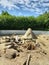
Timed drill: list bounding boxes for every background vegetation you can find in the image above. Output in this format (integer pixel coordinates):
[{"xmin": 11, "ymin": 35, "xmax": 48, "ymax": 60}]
[{"xmin": 0, "ymin": 11, "xmax": 49, "ymax": 30}]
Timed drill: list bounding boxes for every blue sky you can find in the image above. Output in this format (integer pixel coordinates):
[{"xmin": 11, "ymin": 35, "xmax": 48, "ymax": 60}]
[{"xmin": 0, "ymin": 0, "xmax": 49, "ymax": 17}]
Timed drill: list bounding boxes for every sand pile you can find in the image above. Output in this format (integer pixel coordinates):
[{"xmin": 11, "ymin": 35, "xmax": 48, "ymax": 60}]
[{"xmin": 21, "ymin": 28, "xmax": 37, "ymax": 40}]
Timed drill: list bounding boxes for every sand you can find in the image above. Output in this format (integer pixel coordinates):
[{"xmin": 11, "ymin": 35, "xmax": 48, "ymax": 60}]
[{"xmin": 0, "ymin": 34, "xmax": 49, "ymax": 65}]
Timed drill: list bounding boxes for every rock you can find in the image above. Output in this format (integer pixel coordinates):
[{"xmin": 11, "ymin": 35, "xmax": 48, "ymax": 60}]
[
  {"xmin": 23, "ymin": 54, "xmax": 31, "ymax": 65},
  {"xmin": 0, "ymin": 38, "xmax": 6, "ymax": 43},
  {"xmin": 5, "ymin": 45, "xmax": 13, "ymax": 49},
  {"xmin": 6, "ymin": 36, "xmax": 10, "ymax": 39},
  {"xmin": 26, "ymin": 54, "xmax": 31, "ymax": 65},
  {"xmin": 15, "ymin": 36, "xmax": 21, "ymax": 43},
  {"xmin": 5, "ymin": 49, "xmax": 16, "ymax": 59},
  {"xmin": 21, "ymin": 28, "xmax": 37, "ymax": 40},
  {"xmin": 5, "ymin": 42, "xmax": 14, "ymax": 49},
  {"xmin": 15, "ymin": 36, "xmax": 19, "ymax": 42},
  {"xmin": 5, "ymin": 43, "xmax": 12, "ymax": 46},
  {"xmin": 9, "ymin": 35, "xmax": 16, "ymax": 42},
  {"xmin": 6, "ymin": 39, "xmax": 10, "ymax": 42},
  {"xmin": 2, "ymin": 36, "xmax": 6, "ymax": 40}
]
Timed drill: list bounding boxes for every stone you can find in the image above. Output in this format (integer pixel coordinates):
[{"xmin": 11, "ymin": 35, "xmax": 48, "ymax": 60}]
[
  {"xmin": 5, "ymin": 42, "xmax": 14, "ymax": 49},
  {"xmin": 26, "ymin": 54, "xmax": 31, "ymax": 65},
  {"xmin": 5, "ymin": 36, "xmax": 10, "ymax": 39},
  {"xmin": 22, "ymin": 28, "xmax": 37, "ymax": 40},
  {"xmin": 0, "ymin": 38, "xmax": 6, "ymax": 43},
  {"xmin": 5, "ymin": 37, "xmax": 10, "ymax": 42},
  {"xmin": 2, "ymin": 36, "xmax": 6, "ymax": 40},
  {"xmin": 5, "ymin": 49, "xmax": 16, "ymax": 59},
  {"xmin": 15, "ymin": 36, "xmax": 21, "ymax": 43}
]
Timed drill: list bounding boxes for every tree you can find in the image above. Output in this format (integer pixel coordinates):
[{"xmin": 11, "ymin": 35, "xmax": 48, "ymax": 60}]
[{"xmin": 1, "ymin": 11, "xmax": 10, "ymax": 15}]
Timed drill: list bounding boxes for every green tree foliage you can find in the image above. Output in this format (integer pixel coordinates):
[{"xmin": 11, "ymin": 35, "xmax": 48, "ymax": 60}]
[
  {"xmin": 0, "ymin": 11, "xmax": 49, "ymax": 30},
  {"xmin": 1, "ymin": 11, "xmax": 10, "ymax": 15}
]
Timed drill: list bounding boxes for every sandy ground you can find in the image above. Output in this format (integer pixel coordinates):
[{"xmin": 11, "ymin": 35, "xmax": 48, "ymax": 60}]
[{"xmin": 0, "ymin": 35, "xmax": 49, "ymax": 65}]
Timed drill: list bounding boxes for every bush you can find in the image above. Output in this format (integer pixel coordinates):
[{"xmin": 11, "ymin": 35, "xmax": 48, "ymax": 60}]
[{"xmin": 0, "ymin": 11, "xmax": 49, "ymax": 30}]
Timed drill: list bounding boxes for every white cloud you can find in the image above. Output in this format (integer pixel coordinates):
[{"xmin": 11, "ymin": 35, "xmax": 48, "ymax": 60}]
[
  {"xmin": 0, "ymin": 0, "xmax": 49, "ymax": 14},
  {"xmin": 42, "ymin": 3, "xmax": 49, "ymax": 7},
  {"xmin": 18, "ymin": 12, "xmax": 22, "ymax": 16},
  {"xmin": 0, "ymin": 0, "xmax": 20, "ymax": 10}
]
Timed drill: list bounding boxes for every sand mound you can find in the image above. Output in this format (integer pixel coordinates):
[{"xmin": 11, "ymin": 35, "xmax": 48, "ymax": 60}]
[
  {"xmin": 22, "ymin": 28, "xmax": 37, "ymax": 40},
  {"xmin": 5, "ymin": 49, "xmax": 16, "ymax": 59}
]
